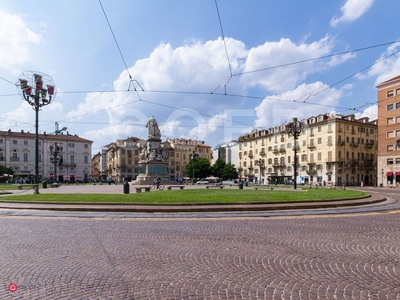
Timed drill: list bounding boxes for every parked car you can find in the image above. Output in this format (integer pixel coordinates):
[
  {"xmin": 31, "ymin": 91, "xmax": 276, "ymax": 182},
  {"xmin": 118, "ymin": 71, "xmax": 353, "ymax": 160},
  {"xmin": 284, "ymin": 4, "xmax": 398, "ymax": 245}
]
[{"xmin": 196, "ymin": 180, "xmax": 209, "ymax": 184}]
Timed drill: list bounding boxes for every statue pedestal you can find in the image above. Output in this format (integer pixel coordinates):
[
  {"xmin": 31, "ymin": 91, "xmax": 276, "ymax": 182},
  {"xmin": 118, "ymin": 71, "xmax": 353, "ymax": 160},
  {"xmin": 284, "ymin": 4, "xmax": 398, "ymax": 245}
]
[{"xmin": 133, "ymin": 160, "xmax": 170, "ymax": 185}]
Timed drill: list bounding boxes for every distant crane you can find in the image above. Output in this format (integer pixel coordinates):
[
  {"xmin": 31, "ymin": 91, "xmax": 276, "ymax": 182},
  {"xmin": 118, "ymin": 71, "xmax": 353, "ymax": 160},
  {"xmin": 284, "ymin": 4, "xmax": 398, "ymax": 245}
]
[{"xmin": 53, "ymin": 122, "xmax": 67, "ymax": 135}]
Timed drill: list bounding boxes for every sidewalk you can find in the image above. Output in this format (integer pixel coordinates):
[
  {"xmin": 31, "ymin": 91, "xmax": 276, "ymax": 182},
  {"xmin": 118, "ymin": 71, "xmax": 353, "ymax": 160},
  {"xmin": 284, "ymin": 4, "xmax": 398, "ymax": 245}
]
[{"xmin": 0, "ymin": 184, "xmax": 386, "ymax": 213}]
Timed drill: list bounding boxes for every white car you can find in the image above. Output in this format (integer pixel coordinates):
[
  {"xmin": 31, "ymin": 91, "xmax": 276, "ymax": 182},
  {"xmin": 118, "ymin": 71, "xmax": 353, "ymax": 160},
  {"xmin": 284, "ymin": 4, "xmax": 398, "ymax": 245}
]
[{"xmin": 196, "ymin": 180, "xmax": 209, "ymax": 184}]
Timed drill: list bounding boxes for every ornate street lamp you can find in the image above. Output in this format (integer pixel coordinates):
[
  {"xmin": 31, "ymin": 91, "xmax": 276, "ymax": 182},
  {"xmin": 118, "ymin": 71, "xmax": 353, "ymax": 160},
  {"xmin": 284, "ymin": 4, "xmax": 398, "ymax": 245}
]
[
  {"xmin": 17, "ymin": 71, "xmax": 56, "ymax": 194},
  {"xmin": 286, "ymin": 117, "xmax": 303, "ymax": 190},
  {"xmin": 49, "ymin": 142, "xmax": 63, "ymax": 183}
]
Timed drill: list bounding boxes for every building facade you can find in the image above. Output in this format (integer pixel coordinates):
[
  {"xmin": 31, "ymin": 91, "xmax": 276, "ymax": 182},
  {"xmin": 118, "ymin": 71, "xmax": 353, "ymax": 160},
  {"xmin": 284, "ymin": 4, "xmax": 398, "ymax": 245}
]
[
  {"xmin": 376, "ymin": 75, "xmax": 400, "ymax": 186},
  {"xmin": 237, "ymin": 114, "xmax": 377, "ymax": 186},
  {"xmin": 0, "ymin": 129, "xmax": 93, "ymax": 182},
  {"xmin": 212, "ymin": 141, "xmax": 238, "ymax": 167},
  {"xmin": 104, "ymin": 137, "xmax": 146, "ymax": 182},
  {"xmin": 164, "ymin": 138, "xmax": 213, "ymax": 180},
  {"xmin": 93, "ymin": 137, "xmax": 213, "ymax": 182}
]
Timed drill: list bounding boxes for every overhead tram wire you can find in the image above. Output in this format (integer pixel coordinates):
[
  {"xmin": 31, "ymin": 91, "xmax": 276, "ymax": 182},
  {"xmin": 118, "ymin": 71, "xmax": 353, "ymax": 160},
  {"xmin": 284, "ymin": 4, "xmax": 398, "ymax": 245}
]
[
  {"xmin": 234, "ymin": 40, "xmax": 400, "ymax": 76},
  {"xmin": 214, "ymin": 0, "xmax": 233, "ymax": 76},
  {"xmin": 98, "ymin": 0, "xmax": 144, "ymax": 93},
  {"xmin": 304, "ymin": 47, "xmax": 400, "ymax": 102}
]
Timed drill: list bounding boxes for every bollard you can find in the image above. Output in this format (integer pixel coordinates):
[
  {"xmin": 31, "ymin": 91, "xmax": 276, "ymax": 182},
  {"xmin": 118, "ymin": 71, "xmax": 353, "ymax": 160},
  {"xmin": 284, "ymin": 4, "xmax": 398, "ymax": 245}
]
[{"xmin": 123, "ymin": 182, "xmax": 130, "ymax": 194}]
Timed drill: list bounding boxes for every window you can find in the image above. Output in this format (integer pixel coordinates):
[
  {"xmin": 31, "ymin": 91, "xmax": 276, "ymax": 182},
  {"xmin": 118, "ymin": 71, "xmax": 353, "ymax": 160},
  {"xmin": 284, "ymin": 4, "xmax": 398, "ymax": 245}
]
[
  {"xmin": 68, "ymin": 143, "xmax": 74, "ymax": 147},
  {"xmin": 396, "ymin": 158, "xmax": 400, "ymax": 164},
  {"xmin": 387, "ymin": 90, "xmax": 394, "ymax": 97},
  {"xmin": 23, "ymin": 153, "xmax": 28, "ymax": 162},
  {"xmin": 387, "ymin": 104, "xmax": 394, "ymax": 111},
  {"xmin": 387, "ymin": 159, "xmax": 394, "ymax": 164},
  {"xmin": 24, "ymin": 140, "xmax": 28, "ymax": 145},
  {"xmin": 84, "ymin": 144, "xmax": 88, "ymax": 148},
  {"xmin": 317, "ymin": 138, "xmax": 322, "ymax": 144},
  {"xmin": 84, "ymin": 156, "xmax": 88, "ymax": 164},
  {"xmin": 396, "ymin": 103, "xmax": 400, "ymax": 110},
  {"xmin": 13, "ymin": 140, "xmax": 17, "ymax": 144},
  {"xmin": 0, "ymin": 139, "xmax": 3, "ymax": 143},
  {"xmin": 70, "ymin": 155, "xmax": 75, "ymax": 163},
  {"xmin": 317, "ymin": 152, "xmax": 322, "ymax": 161},
  {"xmin": 387, "ymin": 145, "xmax": 394, "ymax": 151},
  {"xmin": 387, "ymin": 131, "xmax": 395, "ymax": 138}
]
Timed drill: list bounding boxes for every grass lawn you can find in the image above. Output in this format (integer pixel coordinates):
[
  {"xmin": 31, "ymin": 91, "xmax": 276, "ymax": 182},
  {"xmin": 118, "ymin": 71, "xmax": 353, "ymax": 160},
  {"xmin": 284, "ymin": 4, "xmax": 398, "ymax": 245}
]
[{"xmin": 0, "ymin": 188, "xmax": 368, "ymax": 204}]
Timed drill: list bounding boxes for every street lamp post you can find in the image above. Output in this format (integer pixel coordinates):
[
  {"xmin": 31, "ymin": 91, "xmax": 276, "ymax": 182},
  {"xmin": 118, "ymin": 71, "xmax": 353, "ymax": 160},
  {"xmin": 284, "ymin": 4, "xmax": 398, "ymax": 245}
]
[
  {"xmin": 381, "ymin": 168, "xmax": 384, "ymax": 187},
  {"xmin": 17, "ymin": 72, "xmax": 56, "ymax": 194},
  {"xmin": 286, "ymin": 117, "xmax": 303, "ymax": 190},
  {"xmin": 191, "ymin": 152, "xmax": 196, "ymax": 185},
  {"xmin": 257, "ymin": 158, "xmax": 264, "ymax": 184},
  {"xmin": 49, "ymin": 142, "xmax": 63, "ymax": 183}
]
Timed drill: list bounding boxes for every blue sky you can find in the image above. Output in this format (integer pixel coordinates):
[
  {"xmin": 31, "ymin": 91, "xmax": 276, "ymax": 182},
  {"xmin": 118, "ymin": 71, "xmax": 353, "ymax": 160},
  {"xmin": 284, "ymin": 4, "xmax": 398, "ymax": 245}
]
[{"xmin": 1, "ymin": 0, "xmax": 399, "ymax": 154}]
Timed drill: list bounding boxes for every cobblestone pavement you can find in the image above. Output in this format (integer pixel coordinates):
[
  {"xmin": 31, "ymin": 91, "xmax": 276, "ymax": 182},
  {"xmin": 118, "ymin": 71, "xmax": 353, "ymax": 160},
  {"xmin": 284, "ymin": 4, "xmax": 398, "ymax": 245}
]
[{"xmin": 1, "ymin": 210, "xmax": 399, "ymax": 299}]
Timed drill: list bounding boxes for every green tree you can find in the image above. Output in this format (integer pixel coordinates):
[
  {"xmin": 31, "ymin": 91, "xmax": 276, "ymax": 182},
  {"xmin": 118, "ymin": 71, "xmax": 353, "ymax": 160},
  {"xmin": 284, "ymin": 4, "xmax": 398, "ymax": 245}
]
[
  {"xmin": 186, "ymin": 157, "xmax": 211, "ymax": 180},
  {"xmin": 222, "ymin": 163, "xmax": 239, "ymax": 180},
  {"xmin": 211, "ymin": 159, "xmax": 226, "ymax": 178},
  {"xmin": 0, "ymin": 164, "xmax": 14, "ymax": 182}
]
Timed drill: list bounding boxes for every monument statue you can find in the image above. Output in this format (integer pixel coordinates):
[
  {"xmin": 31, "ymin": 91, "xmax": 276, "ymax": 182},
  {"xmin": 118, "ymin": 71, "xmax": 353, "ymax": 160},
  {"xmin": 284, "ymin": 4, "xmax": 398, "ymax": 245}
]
[
  {"xmin": 135, "ymin": 115, "xmax": 169, "ymax": 185},
  {"xmin": 146, "ymin": 116, "xmax": 161, "ymax": 139}
]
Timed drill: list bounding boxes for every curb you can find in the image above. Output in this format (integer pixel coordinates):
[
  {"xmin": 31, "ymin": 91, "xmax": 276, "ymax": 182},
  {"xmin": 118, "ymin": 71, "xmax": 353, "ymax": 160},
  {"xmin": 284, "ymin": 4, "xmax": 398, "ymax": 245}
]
[{"xmin": 0, "ymin": 195, "xmax": 386, "ymax": 213}]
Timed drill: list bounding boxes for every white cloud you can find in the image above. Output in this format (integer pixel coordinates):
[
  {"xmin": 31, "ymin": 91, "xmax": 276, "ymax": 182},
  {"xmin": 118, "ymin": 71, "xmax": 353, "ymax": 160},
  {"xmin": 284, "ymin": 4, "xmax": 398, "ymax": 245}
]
[
  {"xmin": 66, "ymin": 36, "xmax": 350, "ymax": 151},
  {"xmin": 357, "ymin": 42, "xmax": 400, "ymax": 85},
  {"xmin": 331, "ymin": 0, "xmax": 374, "ymax": 27},
  {"xmin": 355, "ymin": 104, "xmax": 377, "ymax": 121},
  {"xmin": 254, "ymin": 82, "xmax": 344, "ymax": 128},
  {"xmin": 241, "ymin": 36, "xmax": 338, "ymax": 93},
  {"xmin": 0, "ymin": 9, "xmax": 42, "ymax": 74}
]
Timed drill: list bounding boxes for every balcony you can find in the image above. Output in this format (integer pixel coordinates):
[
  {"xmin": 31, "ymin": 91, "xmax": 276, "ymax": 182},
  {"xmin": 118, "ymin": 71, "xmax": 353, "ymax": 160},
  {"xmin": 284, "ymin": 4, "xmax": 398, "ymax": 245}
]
[
  {"xmin": 337, "ymin": 141, "xmax": 345, "ymax": 146},
  {"xmin": 272, "ymin": 149, "xmax": 279, "ymax": 154},
  {"xmin": 364, "ymin": 143, "xmax": 373, "ymax": 149},
  {"xmin": 349, "ymin": 142, "xmax": 359, "ymax": 147},
  {"xmin": 10, "ymin": 157, "xmax": 20, "ymax": 162},
  {"xmin": 248, "ymin": 153, "xmax": 254, "ymax": 158},
  {"xmin": 306, "ymin": 170, "xmax": 317, "ymax": 175},
  {"xmin": 307, "ymin": 144, "xmax": 316, "ymax": 149},
  {"xmin": 279, "ymin": 148, "xmax": 286, "ymax": 153},
  {"xmin": 260, "ymin": 151, "xmax": 266, "ymax": 156}
]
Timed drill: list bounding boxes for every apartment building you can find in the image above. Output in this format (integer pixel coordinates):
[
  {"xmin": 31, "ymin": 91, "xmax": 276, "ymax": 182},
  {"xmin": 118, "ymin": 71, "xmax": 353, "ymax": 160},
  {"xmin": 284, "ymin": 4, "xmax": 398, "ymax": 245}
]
[
  {"xmin": 237, "ymin": 113, "xmax": 377, "ymax": 186},
  {"xmin": 165, "ymin": 138, "xmax": 212, "ymax": 179},
  {"xmin": 0, "ymin": 129, "xmax": 93, "ymax": 182},
  {"xmin": 103, "ymin": 137, "xmax": 146, "ymax": 182},
  {"xmin": 94, "ymin": 136, "xmax": 213, "ymax": 182},
  {"xmin": 376, "ymin": 75, "xmax": 400, "ymax": 186},
  {"xmin": 212, "ymin": 141, "xmax": 239, "ymax": 166}
]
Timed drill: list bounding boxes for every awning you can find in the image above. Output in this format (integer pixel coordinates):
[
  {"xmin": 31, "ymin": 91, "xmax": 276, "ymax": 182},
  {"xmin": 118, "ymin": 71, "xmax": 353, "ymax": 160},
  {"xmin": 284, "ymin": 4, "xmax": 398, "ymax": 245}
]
[
  {"xmin": 387, "ymin": 172, "xmax": 393, "ymax": 176},
  {"xmin": 395, "ymin": 172, "xmax": 400, "ymax": 176},
  {"xmin": 63, "ymin": 175, "xmax": 70, "ymax": 178},
  {"xmin": 75, "ymin": 175, "xmax": 82, "ymax": 178}
]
